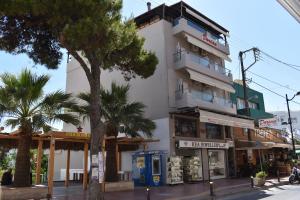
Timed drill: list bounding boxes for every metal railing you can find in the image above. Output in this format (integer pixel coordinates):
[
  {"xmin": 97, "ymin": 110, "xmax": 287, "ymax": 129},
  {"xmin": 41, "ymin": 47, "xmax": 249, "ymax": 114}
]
[
  {"xmin": 173, "ymin": 17, "xmax": 227, "ymax": 46},
  {"xmin": 174, "ymin": 50, "xmax": 232, "ymax": 77},
  {"xmin": 176, "ymin": 89, "xmax": 233, "ymax": 108}
]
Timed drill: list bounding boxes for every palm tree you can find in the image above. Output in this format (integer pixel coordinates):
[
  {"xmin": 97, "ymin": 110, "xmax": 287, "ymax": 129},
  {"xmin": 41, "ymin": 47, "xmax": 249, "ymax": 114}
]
[
  {"xmin": 0, "ymin": 69, "xmax": 79, "ymax": 187},
  {"xmin": 74, "ymin": 83, "xmax": 155, "ymax": 182}
]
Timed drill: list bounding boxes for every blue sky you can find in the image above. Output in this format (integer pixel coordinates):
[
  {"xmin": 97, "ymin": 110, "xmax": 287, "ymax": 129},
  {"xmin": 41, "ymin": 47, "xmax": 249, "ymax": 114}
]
[{"xmin": 1, "ymin": 0, "xmax": 300, "ymax": 114}]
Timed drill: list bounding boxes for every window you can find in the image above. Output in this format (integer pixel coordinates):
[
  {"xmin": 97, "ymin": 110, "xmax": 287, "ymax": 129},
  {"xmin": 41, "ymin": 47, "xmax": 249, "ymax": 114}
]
[
  {"xmin": 249, "ymin": 102, "xmax": 258, "ymax": 109},
  {"xmin": 237, "ymin": 98, "xmax": 245, "ymax": 109},
  {"xmin": 206, "ymin": 123, "xmax": 223, "ymax": 139},
  {"xmin": 225, "ymin": 126, "xmax": 231, "ymax": 138},
  {"xmin": 175, "ymin": 117, "xmax": 198, "ymax": 137},
  {"xmin": 152, "ymin": 156, "xmax": 161, "ymax": 175}
]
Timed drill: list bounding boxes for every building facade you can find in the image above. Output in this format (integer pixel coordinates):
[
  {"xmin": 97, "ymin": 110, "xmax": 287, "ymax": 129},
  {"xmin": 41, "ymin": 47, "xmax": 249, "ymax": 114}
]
[
  {"xmin": 231, "ymin": 82, "xmax": 292, "ymax": 177},
  {"xmin": 58, "ymin": 2, "xmax": 255, "ymax": 182}
]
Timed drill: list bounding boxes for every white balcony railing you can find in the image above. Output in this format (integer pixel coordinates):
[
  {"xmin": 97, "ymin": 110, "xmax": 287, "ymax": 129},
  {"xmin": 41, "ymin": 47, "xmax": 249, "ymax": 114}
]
[
  {"xmin": 176, "ymin": 89, "xmax": 234, "ymax": 108},
  {"xmin": 173, "ymin": 17, "xmax": 229, "ymax": 54},
  {"xmin": 174, "ymin": 51, "xmax": 232, "ymax": 78}
]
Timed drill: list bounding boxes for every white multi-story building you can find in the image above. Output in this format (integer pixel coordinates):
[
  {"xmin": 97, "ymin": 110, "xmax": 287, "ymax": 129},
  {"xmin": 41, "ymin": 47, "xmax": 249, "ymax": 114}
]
[
  {"xmin": 271, "ymin": 110, "xmax": 300, "ymax": 141},
  {"xmin": 55, "ymin": 1, "xmax": 254, "ymax": 182}
]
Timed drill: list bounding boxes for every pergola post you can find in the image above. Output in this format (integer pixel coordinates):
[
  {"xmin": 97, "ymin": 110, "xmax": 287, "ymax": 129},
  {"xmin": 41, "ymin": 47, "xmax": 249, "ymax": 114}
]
[
  {"xmin": 36, "ymin": 139, "xmax": 43, "ymax": 184},
  {"xmin": 83, "ymin": 142, "xmax": 88, "ymax": 190},
  {"xmin": 47, "ymin": 137, "xmax": 55, "ymax": 197},
  {"xmin": 65, "ymin": 148, "xmax": 70, "ymax": 187},
  {"xmin": 116, "ymin": 143, "xmax": 120, "ymax": 172}
]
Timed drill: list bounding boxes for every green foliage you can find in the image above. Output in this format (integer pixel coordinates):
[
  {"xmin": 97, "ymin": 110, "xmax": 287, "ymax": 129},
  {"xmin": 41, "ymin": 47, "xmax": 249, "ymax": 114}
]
[
  {"xmin": 255, "ymin": 171, "xmax": 267, "ymax": 179},
  {"xmin": 0, "ymin": 69, "xmax": 79, "ymax": 186},
  {"xmin": 0, "ymin": 150, "xmax": 16, "ymax": 170},
  {"xmin": 0, "ymin": 69, "xmax": 79, "ymax": 132},
  {"xmin": 0, "ymin": 0, "xmax": 158, "ymax": 79},
  {"xmin": 74, "ymin": 82, "xmax": 156, "ymax": 137}
]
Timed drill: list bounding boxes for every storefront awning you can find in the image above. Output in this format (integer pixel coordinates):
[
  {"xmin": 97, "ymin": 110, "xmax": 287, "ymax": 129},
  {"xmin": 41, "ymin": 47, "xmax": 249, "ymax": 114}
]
[
  {"xmin": 199, "ymin": 109, "xmax": 254, "ymax": 129},
  {"xmin": 185, "ymin": 34, "xmax": 231, "ymax": 62},
  {"xmin": 186, "ymin": 69, "xmax": 235, "ymax": 93},
  {"xmin": 235, "ymin": 140, "xmax": 292, "ymax": 150}
]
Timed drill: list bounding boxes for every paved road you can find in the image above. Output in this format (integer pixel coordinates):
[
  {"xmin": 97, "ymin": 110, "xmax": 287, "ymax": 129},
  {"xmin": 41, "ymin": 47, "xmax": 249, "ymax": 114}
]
[{"xmin": 219, "ymin": 184, "xmax": 300, "ymax": 200}]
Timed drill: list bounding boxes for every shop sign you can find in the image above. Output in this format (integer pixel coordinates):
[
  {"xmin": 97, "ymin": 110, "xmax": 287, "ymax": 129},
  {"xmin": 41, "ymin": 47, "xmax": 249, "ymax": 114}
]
[
  {"xmin": 202, "ymin": 34, "xmax": 217, "ymax": 47},
  {"xmin": 136, "ymin": 157, "xmax": 145, "ymax": 168},
  {"xmin": 258, "ymin": 118, "xmax": 277, "ymax": 128},
  {"xmin": 178, "ymin": 140, "xmax": 229, "ymax": 149},
  {"xmin": 65, "ymin": 132, "xmax": 90, "ymax": 138}
]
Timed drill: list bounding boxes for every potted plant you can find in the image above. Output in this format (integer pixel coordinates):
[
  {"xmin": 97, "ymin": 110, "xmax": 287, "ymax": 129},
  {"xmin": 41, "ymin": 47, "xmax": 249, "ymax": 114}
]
[{"xmin": 254, "ymin": 171, "xmax": 267, "ymax": 186}]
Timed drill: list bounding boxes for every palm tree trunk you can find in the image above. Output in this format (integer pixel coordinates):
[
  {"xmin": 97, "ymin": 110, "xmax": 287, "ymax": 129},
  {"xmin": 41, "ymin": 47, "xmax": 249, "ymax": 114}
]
[
  {"xmin": 13, "ymin": 131, "xmax": 32, "ymax": 187},
  {"xmin": 105, "ymin": 137, "xmax": 118, "ymax": 182}
]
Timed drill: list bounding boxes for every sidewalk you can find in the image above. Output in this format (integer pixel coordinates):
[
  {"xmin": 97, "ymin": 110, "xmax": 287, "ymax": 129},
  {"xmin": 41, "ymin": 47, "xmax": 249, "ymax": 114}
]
[{"xmin": 51, "ymin": 177, "xmax": 289, "ymax": 200}]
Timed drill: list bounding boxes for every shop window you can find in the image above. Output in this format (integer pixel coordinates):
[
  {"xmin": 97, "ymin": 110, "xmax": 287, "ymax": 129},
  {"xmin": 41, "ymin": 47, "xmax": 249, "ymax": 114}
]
[
  {"xmin": 208, "ymin": 150, "xmax": 225, "ymax": 179},
  {"xmin": 206, "ymin": 123, "xmax": 223, "ymax": 140},
  {"xmin": 175, "ymin": 117, "xmax": 198, "ymax": 137},
  {"xmin": 152, "ymin": 156, "xmax": 161, "ymax": 175},
  {"xmin": 225, "ymin": 126, "xmax": 231, "ymax": 139}
]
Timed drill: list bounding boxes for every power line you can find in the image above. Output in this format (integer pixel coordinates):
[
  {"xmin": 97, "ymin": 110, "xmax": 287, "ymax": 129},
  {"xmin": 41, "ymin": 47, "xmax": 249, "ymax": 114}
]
[
  {"xmin": 248, "ymin": 70, "xmax": 298, "ymax": 93},
  {"xmin": 260, "ymin": 49, "xmax": 300, "ymax": 68},
  {"xmin": 249, "ymin": 79, "xmax": 300, "ymax": 106}
]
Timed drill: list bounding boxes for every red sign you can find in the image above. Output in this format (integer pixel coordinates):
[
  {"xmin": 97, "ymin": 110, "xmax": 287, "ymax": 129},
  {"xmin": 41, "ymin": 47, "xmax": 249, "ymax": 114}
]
[{"xmin": 202, "ymin": 34, "xmax": 217, "ymax": 47}]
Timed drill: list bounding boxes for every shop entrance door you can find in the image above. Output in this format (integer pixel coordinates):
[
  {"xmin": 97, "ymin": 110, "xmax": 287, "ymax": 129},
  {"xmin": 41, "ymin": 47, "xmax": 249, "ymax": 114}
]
[{"xmin": 208, "ymin": 150, "xmax": 226, "ymax": 179}]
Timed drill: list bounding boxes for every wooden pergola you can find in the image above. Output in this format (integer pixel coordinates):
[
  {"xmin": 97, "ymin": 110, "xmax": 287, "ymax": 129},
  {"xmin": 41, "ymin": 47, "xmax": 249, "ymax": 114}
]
[{"xmin": 0, "ymin": 131, "xmax": 159, "ymax": 196}]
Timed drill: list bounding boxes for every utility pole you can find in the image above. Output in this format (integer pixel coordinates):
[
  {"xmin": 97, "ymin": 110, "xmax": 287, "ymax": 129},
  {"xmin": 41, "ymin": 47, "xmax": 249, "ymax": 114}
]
[
  {"xmin": 285, "ymin": 92, "xmax": 300, "ymax": 156},
  {"xmin": 239, "ymin": 48, "xmax": 259, "ymax": 142},
  {"xmin": 239, "ymin": 48, "xmax": 260, "ymax": 116}
]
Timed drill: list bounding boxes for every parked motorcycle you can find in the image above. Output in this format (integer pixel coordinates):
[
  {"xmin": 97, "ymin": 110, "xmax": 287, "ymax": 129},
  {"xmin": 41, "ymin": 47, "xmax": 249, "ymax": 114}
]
[{"xmin": 289, "ymin": 166, "xmax": 300, "ymax": 184}]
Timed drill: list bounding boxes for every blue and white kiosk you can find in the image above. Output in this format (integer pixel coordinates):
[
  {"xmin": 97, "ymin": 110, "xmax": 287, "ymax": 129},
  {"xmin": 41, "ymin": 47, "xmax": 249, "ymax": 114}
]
[{"xmin": 132, "ymin": 150, "xmax": 166, "ymax": 187}]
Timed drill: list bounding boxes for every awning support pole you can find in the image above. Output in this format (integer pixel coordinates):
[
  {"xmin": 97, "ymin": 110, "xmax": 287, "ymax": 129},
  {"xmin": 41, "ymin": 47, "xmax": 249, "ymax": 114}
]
[
  {"xmin": 36, "ymin": 139, "xmax": 43, "ymax": 184},
  {"xmin": 65, "ymin": 148, "xmax": 70, "ymax": 187}
]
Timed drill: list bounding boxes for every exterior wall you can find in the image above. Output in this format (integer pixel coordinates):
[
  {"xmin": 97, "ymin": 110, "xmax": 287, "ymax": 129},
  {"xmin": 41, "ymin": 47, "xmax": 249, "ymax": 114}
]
[
  {"xmin": 231, "ymin": 82, "xmax": 273, "ymax": 120},
  {"xmin": 146, "ymin": 118, "xmax": 171, "ymax": 152},
  {"xmin": 53, "ymin": 150, "xmax": 84, "ymax": 181},
  {"xmin": 233, "ymin": 127, "xmax": 286, "ymax": 143},
  {"xmin": 271, "ymin": 110, "xmax": 300, "ymax": 140}
]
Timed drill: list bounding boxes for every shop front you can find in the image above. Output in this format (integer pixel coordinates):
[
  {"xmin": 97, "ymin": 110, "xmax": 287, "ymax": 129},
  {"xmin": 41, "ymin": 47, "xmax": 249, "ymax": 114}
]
[
  {"xmin": 169, "ymin": 109, "xmax": 254, "ymax": 182},
  {"xmin": 235, "ymin": 140, "xmax": 293, "ymax": 177},
  {"xmin": 175, "ymin": 140, "xmax": 231, "ymax": 181}
]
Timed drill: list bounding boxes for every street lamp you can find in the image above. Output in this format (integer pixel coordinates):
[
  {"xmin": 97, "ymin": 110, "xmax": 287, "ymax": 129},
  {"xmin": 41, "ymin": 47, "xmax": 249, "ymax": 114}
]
[{"xmin": 286, "ymin": 92, "xmax": 300, "ymax": 156}]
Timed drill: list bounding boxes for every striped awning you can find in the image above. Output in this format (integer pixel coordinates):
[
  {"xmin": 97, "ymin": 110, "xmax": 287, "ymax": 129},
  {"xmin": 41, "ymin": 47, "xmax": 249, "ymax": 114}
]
[{"xmin": 186, "ymin": 69, "xmax": 235, "ymax": 93}]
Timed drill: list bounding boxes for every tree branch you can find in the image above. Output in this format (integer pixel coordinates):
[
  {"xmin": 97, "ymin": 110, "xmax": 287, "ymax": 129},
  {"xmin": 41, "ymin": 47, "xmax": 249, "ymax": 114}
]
[{"xmin": 69, "ymin": 50, "xmax": 92, "ymax": 83}]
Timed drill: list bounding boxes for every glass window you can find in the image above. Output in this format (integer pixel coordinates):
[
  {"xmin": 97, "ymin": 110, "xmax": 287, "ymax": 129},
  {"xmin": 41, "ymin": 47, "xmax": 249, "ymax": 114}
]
[
  {"xmin": 175, "ymin": 117, "xmax": 198, "ymax": 137},
  {"xmin": 152, "ymin": 156, "xmax": 161, "ymax": 175},
  {"xmin": 237, "ymin": 98, "xmax": 245, "ymax": 109},
  {"xmin": 225, "ymin": 126, "xmax": 231, "ymax": 138},
  {"xmin": 206, "ymin": 123, "xmax": 223, "ymax": 140},
  {"xmin": 208, "ymin": 150, "xmax": 225, "ymax": 179},
  {"xmin": 249, "ymin": 102, "xmax": 258, "ymax": 109}
]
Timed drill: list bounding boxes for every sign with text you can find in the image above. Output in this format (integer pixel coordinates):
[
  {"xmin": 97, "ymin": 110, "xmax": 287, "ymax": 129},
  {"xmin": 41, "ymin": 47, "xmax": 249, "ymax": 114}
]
[
  {"xmin": 258, "ymin": 118, "xmax": 277, "ymax": 128},
  {"xmin": 178, "ymin": 140, "xmax": 229, "ymax": 149},
  {"xmin": 98, "ymin": 152, "xmax": 104, "ymax": 183}
]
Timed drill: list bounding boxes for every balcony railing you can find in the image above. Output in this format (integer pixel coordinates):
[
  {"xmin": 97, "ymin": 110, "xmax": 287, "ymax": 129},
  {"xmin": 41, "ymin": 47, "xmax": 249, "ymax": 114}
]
[
  {"xmin": 173, "ymin": 17, "xmax": 228, "ymax": 47},
  {"xmin": 174, "ymin": 50, "xmax": 232, "ymax": 78},
  {"xmin": 176, "ymin": 89, "xmax": 234, "ymax": 108}
]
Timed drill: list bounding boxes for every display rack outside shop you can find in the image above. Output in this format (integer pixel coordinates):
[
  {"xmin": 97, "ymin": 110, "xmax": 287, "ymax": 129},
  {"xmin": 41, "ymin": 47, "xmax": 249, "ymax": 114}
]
[{"xmin": 167, "ymin": 156, "xmax": 184, "ymax": 185}]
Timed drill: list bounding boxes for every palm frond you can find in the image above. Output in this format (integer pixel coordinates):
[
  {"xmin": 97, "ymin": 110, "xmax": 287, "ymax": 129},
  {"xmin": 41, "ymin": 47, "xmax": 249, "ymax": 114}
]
[{"xmin": 5, "ymin": 118, "xmax": 21, "ymax": 130}]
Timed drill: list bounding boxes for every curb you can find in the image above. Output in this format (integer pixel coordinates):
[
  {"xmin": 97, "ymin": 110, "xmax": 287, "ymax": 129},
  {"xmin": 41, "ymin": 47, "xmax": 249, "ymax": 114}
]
[{"xmin": 165, "ymin": 180, "xmax": 290, "ymax": 200}]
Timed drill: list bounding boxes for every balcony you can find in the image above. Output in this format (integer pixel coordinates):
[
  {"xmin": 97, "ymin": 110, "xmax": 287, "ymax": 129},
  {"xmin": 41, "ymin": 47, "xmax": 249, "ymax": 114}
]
[
  {"xmin": 174, "ymin": 51, "xmax": 233, "ymax": 83},
  {"xmin": 173, "ymin": 18, "xmax": 230, "ymax": 55},
  {"xmin": 175, "ymin": 89, "xmax": 237, "ymax": 114}
]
